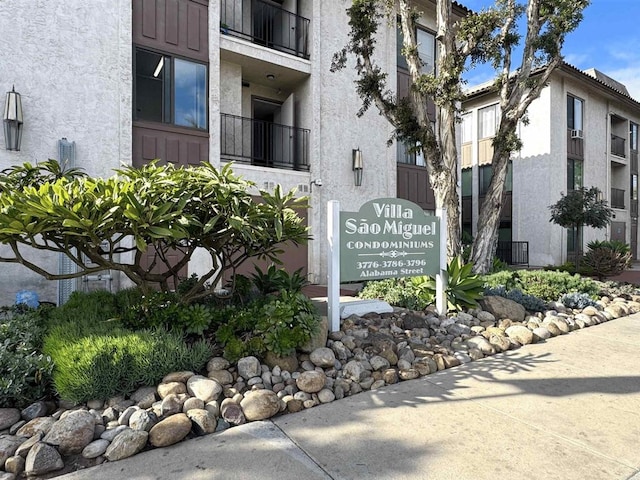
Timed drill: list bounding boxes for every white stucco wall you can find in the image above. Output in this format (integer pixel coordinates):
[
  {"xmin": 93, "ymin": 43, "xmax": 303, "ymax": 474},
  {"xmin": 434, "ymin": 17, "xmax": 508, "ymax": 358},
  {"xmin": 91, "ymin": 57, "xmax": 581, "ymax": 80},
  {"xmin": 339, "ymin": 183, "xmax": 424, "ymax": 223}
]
[
  {"xmin": 0, "ymin": 0, "xmax": 131, "ymax": 305},
  {"xmin": 307, "ymin": 0, "xmax": 398, "ymax": 284}
]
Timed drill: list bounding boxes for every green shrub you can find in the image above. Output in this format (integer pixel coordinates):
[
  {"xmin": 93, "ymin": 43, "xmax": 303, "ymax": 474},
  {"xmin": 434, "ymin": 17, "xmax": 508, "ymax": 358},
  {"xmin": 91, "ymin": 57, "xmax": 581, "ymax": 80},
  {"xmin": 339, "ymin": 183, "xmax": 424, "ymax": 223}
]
[
  {"xmin": 483, "ymin": 270, "xmax": 599, "ymax": 302},
  {"xmin": 215, "ymin": 290, "xmax": 319, "ymax": 363},
  {"xmin": 47, "ymin": 290, "xmax": 120, "ymax": 331},
  {"xmin": 44, "ymin": 326, "xmax": 211, "ymax": 403},
  {"xmin": 250, "ymin": 265, "xmax": 309, "ymax": 295},
  {"xmin": 358, "ymin": 278, "xmax": 429, "ymax": 310},
  {"xmin": 0, "ymin": 306, "xmax": 54, "ymax": 408}
]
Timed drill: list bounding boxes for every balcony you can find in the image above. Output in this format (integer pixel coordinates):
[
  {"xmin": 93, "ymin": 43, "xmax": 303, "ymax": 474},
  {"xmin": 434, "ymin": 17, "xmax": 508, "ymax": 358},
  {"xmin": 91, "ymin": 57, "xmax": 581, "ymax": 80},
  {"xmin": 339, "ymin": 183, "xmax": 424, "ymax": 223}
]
[
  {"xmin": 611, "ymin": 134, "xmax": 626, "ymax": 158},
  {"xmin": 220, "ymin": 0, "xmax": 310, "ymax": 59},
  {"xmin": 220, "ymin": 113, "xmax": 310, "ymax": 171},
  {"xmin": 611, "ymin": 187, "xmax": 626, "ymax": 209},
  {"xmin": 496, "ymin": 241, "xmax": 529, "ymax": 267}
]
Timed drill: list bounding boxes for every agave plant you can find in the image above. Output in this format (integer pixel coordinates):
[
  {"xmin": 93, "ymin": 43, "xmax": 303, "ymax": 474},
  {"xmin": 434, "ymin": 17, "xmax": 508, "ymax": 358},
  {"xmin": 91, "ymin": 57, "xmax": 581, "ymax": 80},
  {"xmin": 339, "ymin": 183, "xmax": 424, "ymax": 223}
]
[{"xmin": 410, "ymin": 256, "xmax": 484, "ymax": 311}]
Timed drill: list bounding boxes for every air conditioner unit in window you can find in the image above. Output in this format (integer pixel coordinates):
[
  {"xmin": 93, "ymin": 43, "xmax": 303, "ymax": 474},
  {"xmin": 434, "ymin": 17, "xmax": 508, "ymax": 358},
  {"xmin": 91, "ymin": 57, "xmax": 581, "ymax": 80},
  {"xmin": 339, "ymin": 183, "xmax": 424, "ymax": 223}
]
[{"xmin": 571, "ymin": 129, "xmax": 583, "ymax": 139}]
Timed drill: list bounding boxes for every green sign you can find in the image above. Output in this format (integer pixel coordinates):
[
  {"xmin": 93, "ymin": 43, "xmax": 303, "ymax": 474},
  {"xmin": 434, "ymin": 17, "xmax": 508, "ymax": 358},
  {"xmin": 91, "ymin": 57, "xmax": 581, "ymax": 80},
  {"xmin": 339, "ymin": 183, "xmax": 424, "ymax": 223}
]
[{"xmin": 339, "ymin": 198, "xmax": 440, "ymax": 282}]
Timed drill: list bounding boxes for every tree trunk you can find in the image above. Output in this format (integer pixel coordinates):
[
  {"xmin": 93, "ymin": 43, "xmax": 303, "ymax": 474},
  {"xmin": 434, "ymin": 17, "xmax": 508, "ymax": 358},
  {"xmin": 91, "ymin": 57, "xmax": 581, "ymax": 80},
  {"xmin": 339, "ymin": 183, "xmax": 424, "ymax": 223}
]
[{"xmin": 470, "ymin": 148, "xmax": 510, "ymax": 274}]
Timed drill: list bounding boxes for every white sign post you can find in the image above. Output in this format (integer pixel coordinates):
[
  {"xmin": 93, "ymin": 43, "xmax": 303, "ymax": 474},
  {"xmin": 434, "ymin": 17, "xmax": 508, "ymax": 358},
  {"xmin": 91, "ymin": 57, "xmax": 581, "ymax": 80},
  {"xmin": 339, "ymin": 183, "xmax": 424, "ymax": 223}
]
[
  {"xmin": 327, "ymin": 200, "xmax": 341, "ymax": 332},
  {"xmin": 435, "ymin": 208, "xmax": 448, "ymax": 316}
]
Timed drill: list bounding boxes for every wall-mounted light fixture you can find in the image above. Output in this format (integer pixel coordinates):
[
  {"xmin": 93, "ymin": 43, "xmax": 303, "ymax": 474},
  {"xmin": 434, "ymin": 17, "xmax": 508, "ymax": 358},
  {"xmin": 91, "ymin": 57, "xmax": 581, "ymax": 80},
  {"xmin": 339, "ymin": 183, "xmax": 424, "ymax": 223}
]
[
  {"xmin": 3, "ymin": 86, "xmax": 23, "ymax": 151},
  {"xmin": 352, "ymin": 148, "xmax": 363, "ymax": 186},
  {"xmin": 310, "ymin": 178, "xmax": 323, "ymax": 191}
]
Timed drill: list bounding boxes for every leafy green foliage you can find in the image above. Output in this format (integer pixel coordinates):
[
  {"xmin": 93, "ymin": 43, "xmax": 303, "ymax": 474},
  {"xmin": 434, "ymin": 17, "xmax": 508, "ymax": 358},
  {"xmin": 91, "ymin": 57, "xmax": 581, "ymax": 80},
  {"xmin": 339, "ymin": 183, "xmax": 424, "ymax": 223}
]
[
  {"xmin": 582, "ymin": 240, "xmax": 632, "ymax": 280},
  {"xmin": 0, "ymin": 161, "xmax": 309, "ymax": 303},
  {"xmin": 0, "ymin": 306, "xmax": 54, "ymax": 408},
  {"xmin": 482, "ymin": 269, "xmax": 599, "ymax": 302},
  {"xmin": 215, "ymin": 291, "xmax": 320, "ymax": 363},
  {"xmin": 358, "ymin": 278, "xmax": 431, "ymax": 310},
  {"xmin": 484, "ymin": 285, "xmax": 547, "ymax": 312},
  {"xmin": 360, "ymin": 257, "xmax": 484, "ymax": 311},
  {"xmin": 250, "ymin": 265, "xmax": 309, "ymax": 295}
]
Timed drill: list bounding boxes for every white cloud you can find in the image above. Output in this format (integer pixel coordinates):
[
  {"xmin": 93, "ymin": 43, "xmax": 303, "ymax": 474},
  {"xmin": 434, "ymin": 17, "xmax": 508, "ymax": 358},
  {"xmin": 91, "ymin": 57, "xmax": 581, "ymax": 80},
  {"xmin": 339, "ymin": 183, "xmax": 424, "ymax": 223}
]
[{"xmin": 604, "ymin": 66, "xmax": 640, "ymax": 100}]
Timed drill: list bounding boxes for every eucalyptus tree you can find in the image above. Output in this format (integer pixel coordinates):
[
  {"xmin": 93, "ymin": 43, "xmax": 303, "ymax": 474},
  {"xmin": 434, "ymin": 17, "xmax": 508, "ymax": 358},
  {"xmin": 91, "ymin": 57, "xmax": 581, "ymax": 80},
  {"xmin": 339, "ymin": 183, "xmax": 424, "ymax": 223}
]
[
  {"xmin": 468, "ymin": 0, "xmax": 590, "ymax": 273},
  {"xmin": 332, "ymin": 0, "xmax": 589, "ymax": 271}
]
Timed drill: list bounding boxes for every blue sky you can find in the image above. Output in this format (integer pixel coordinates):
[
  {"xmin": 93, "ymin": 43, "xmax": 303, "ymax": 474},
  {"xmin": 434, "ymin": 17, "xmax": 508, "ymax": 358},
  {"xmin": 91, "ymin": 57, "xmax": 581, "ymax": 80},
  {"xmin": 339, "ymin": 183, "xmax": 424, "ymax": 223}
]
[{"xmin": 461, "ymin": 0, "xmax": 640, "ymax": 99}]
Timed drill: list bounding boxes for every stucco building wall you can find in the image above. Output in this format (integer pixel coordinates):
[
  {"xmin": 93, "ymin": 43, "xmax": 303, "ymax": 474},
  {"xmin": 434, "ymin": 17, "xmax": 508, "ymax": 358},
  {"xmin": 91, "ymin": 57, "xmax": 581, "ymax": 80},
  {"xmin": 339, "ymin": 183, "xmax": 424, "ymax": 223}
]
[{"xmin": 0, "ymin": 0, "xmax": 131, "ymax": 305}]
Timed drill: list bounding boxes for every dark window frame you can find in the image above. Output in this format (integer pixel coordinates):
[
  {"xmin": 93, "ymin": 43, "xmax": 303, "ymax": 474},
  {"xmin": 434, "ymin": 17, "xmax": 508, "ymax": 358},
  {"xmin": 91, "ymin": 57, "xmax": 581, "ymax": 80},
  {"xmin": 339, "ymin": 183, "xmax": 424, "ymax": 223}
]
[
  {"xmin": 134, "ymin": 46, "xmax": 209, "ymax": 131},
  {"xmin": 567, "ymin": 157, "xmax": 584, "ymax": 191},
  {"xmin": 567, "ymin": 94, "xmax": 584, "ymax": 131},
  {"xmin": 397, "ymin": 21, "xmax": 436, "ymax": 75}
]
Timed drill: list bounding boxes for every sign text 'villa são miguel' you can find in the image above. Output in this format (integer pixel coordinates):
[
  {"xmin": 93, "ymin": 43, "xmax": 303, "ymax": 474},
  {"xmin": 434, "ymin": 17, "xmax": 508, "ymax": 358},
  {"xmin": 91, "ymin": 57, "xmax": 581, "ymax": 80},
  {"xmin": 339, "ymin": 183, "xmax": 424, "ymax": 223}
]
[{"xmin": 339, "ymin": 198, "xmax": 440, "ymax": 282}]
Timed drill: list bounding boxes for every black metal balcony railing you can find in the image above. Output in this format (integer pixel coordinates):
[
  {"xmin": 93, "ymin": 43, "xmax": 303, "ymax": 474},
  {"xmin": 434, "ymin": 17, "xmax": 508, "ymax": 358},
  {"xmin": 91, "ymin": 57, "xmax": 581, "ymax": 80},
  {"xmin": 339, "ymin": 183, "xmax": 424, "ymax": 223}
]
[
  {"xmin": 496, "ymin": 241, "xmax": 529, "ymax": 266},
  {"xmin": 221, "ymin": 0, "xmax": 310, "ymax": 59},
  {"xmin": 611, "ymin": 187, "xmax": 626, "ymax": 209},
  {"xmin": 611, "ymin": 134, "xmax": 626, "ymax": 158},
  {"xmin": 220, "ymin": 113, "xmax": 310, "ymax": 171}
]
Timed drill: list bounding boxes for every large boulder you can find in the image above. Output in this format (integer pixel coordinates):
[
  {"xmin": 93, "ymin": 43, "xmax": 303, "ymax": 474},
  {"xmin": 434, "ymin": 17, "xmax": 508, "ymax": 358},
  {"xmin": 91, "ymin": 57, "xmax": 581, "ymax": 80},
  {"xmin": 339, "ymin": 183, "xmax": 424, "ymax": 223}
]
[
  {"xmin": 479, "ymin": 296, "xmax": 526, "ymax": 322},
  {"xmin": 43, "ymin": 410, "xmax": 95, "ymax": 455},
  {"xmin": 149, "ymin": 413, "xmax": 191, "ymax": 447},
  {"xmin": 24, "ymin": 442, "xmax": 64, "ymax": 476},
  {"xmin": 240, "ymin": 390, "xmax": 282, "ymax": 421}
]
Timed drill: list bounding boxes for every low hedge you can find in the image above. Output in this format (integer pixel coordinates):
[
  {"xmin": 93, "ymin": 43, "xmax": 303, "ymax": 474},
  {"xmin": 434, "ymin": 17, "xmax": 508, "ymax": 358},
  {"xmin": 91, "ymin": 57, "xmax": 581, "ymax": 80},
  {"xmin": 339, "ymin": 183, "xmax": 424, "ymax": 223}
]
[{"xmin": 0, "ymin": 306, "xmax": 54, "ymax": 408}]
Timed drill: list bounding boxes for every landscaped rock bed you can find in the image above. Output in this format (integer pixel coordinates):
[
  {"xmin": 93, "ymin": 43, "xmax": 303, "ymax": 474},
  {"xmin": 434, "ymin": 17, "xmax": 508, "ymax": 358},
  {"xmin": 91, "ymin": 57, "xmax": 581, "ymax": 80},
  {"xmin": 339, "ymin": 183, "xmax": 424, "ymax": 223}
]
[{"xmin": 1, "ymin": 293, "xmax": 639, "ymax": 479}]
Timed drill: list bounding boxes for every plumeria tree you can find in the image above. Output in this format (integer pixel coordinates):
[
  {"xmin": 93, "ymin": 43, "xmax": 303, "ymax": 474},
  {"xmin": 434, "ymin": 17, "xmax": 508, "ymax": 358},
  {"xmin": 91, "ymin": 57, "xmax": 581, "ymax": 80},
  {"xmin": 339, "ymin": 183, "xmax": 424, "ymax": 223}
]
[{"xmin": 0, "ymin": 160, "xmax": 309, "ymax": 303}]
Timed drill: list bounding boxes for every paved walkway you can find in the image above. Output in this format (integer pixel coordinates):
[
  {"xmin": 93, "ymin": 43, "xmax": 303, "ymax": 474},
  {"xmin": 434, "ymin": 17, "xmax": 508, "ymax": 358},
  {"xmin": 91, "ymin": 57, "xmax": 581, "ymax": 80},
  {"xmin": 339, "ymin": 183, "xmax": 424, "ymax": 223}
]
[{"xmin": 59, "ymin": 314, "xmax": 640, "ymax": 480}]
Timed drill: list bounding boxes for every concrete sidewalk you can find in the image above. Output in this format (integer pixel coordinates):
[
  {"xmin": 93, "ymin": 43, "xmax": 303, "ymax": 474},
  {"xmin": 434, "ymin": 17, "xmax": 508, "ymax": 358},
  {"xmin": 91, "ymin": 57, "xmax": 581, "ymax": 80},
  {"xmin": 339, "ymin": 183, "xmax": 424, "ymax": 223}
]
[{"xmin": 59, "ymin": 314, "xmax": 640, "ymax": 480}]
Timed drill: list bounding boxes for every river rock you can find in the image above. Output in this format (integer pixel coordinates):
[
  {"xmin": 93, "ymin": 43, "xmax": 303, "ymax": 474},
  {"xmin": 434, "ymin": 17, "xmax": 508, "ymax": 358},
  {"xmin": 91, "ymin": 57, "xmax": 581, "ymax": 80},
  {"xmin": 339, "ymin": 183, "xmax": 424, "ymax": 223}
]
[
  {"xmin": 187, "ymin": 375, "xmax": 222, "ymax": 403},
  {"xmin": 157, "ymin": 382, "xmax": 187, "ymax": 399},
  {"xmin": 309, "ymin": 347, "xmax": 336, "ymax": 368},
  {"xmin": 479, "ymin": 296, "xmax": 526, "ymax": 322},
  {"xmin": 104, "ymin": 429, "xmax": 148, "ymax": 461},
  {"xmin": 186, "ymin": 409, "xmax": 217, "ymax": 436},
  {"xmin": 505, "ymin": 325, "xmax": 534, "ymax": 345},
  {"xmin": 24, "ymin": 442, "xmax": 63, "ymax": 476},
  {"xmin": 0, "ymin": 436, "xmax": 24, "ymax": 467},
  {"xmin": 162, "ymin": 371, "xmax": 195, "ymax": 383},
  {"xmin": 0, "ymin": 409, "xmax": 20, "ymax": 431},
  {"xmin": 208, "ymin": 369, "xmax": 234, "ymax": 386},
  {"xmin": 149, "ymin": 413, "xmax": 191, "ymax": 448},
  {"xmin": 20, "ymin": 402, "xmax": 50, "ymax": 422},
  {"xmin": 296, "ymin": 371, "xmax": 326, "ymax": 393},
  {"xmin": 240, "ymin": 390, "xmax": 282, "ymax": 421},
  {"xmin": 43, "ymin": 409, "xmax": 95, "ymax": 455},
  {"xmin": 129, "ymin": 409, "xmax": 157, "ymax": 432},
  {"xmin": 81, "ymin": 439, "xmax": 110, "ymax": 459},
  {"xmin": 130, "ymin": 386, "xmax": 157, "ymax": 409},
  {"xmin": 237, "ymin": 356, "xmax": 261, "ymax": 380},
  {"xmin": 4, "ymin": 455, "xmax": 24, "ymax": 475}
]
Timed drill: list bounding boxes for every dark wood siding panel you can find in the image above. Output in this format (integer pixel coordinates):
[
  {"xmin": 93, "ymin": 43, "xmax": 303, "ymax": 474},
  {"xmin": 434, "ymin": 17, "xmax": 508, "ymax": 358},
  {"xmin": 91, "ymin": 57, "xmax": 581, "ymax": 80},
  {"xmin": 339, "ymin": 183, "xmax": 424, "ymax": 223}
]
[
  {"xmin": 223, "ymin": 201, "xmax": 309, "ymax": 282},
  {"xmin": 133, "ymin": 123, "xmax": 209, "ymax": 167},
  {"xmin": 397, "ymin": 164, "xmax": 435, "ymax": 211},
  {"xmin": 165, "ymin": 0, "xmax": 179, "ymax": 45},
  {"xmin": 567, "ymin": 130, "xmax": 584, "ymax": 159},
  {"xmin": 141, "ymin": 0, "xmax": 157, "ymax": 38},
  {"xmin": 133, "ymin": 0, "xmax": 208, "ymax": 62}
]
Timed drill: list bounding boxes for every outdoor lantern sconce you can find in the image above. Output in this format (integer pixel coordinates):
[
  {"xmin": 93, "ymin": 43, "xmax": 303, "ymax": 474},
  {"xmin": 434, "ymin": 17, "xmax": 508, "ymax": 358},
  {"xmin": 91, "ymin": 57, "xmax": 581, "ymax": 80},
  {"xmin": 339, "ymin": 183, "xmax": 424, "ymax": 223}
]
[
  {"xmin": 352, "ymin": 148, "xmax": 363, "ymax": 187},
  {"xmin": 3, "ymin": 86, "xmax": 23, "ymax": 151}
]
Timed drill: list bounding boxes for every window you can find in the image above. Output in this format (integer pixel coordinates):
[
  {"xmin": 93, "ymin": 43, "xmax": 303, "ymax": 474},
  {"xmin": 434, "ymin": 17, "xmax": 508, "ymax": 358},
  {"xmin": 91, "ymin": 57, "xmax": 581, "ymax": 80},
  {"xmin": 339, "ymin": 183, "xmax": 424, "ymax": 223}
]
[
  {"xmin": 567, "ymin": 94, "xmax": 583, "ymax": 131},
  {"xmin": 567, "ymin": 226, "xmax": 583, "ymax": 254},
  {"xmin": 461, "ymin": 113, "xmax": 472, "ymax": 144},
  {"xmin": 397, "ymin": 141, "xmax": 426, "ymax": 166},
  {"xmin": 567, "ymin": 158, "xmax": 583, "ymax": 190},
  {"xmin": 631, "ymin": 122, "xmax": 639, "ymax": 151},
  {"xmin": 397, "ymin": 23, "xmax": 436, "ymax": 74},
  {"xmin": 135, "ymin": 48, "xmax": 207, "ymax": 130},
  {"xmin": 479, "ymin": 162, "xmax": 512, "ymax": 195},
  {"xmin": 461, "ymin": 168, "xmax": 472, "ymax": 197},
  {"xmin": 632, "ymin": 174, "xmax": 638, "ymax": 201},
  {"xmin": 478, "ymin": 104, "xmax": 499, "ymax": 139}
]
